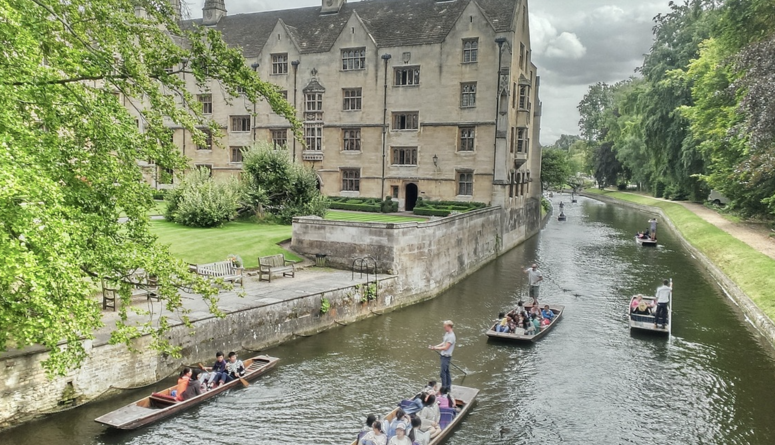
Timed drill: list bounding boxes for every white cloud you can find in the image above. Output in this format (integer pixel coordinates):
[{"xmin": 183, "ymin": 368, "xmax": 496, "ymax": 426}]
[{"xmin": 545, "ymin": 32, "xmax": 586, "ymax": 59}]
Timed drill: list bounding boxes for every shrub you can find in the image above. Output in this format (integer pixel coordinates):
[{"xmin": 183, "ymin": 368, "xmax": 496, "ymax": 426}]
[
  {"xmin": 165, "ymin": 168, "xmax": 242, "ymax": 227},
  {"xmin": 380, "ymin": 196, "xmax": 398, "ymax": 213},
  {"xmin": 329, "ymin": 202, "xmax": 381, "ymax": 212},
  {"xmin": 151, "ymin": 189, "xmax": 167, "ymax": 200},
  {"xmin": 617, "ymin": 182, "xmax": 628, "ymax": 191},
  {"xmin": 541, "ymin": 197, "xmax": 551, "ymax": 214},
  {"xmin": 412, "ymin": 199, "xmax": 485, "ymax": 216},
  {"xmin": 413, "ymin": 208, "xmax": 451, "ymax": 217}
]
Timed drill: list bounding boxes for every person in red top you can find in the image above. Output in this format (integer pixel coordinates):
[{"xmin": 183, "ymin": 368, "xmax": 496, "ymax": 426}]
[{"xmin": 175, "ymin": 368, "xmax": 202, "ymax": 401}]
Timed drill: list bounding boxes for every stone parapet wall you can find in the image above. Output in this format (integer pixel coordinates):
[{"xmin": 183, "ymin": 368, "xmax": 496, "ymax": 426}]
[{"xmin": 0, "ymin": 277, "xmax": 397, "ymax": 429}]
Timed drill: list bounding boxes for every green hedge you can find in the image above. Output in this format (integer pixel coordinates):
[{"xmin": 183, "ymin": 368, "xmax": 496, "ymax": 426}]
[
  {"xmin": 328, "ymin": 202, "xmax": 381, "ymax": 212},
  {"xmin": 328, "ymin": 196, "xmax": 397, "ymax": 213},
  {"xmin": 152, "ymin": 189, "xmax": 168, "ymax": 200},
  {"xmin": 413, "ymin": 208, "xmax": 452, "ymax": 217}
]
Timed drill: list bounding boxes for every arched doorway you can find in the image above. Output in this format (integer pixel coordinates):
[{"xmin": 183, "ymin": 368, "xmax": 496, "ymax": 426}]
[{"xmin": 405, "ymin": 183, "xmax": 418, "ymax": 211}]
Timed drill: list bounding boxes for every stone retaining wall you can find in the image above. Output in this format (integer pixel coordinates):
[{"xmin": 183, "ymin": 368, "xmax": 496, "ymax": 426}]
[
  {"xmin": 0, "ymin": 277, "xmax": 397, "ymax": 428},
  {"xmin": 582, "ymin": 192, "xmax": 775, "ymax": 346}
]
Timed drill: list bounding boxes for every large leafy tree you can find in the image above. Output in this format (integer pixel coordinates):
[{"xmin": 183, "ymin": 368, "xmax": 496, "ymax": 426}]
[
  {"xmin": 540, "ymin": 149, "xmax": 572, "ymax": 191},
  {"xmin": 0, "ymin": 0, "xmax": 299, "ymax": 375}
]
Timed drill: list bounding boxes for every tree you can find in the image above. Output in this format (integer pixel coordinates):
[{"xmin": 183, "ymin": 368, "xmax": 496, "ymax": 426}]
[
  {"xmin": 593, "ymin": 142, "xmax": 626, "ymax": 189},
  {"xmin": 540, "ymin": 149, "xmax": 572, "ymax": 191},
  {"xmin": 578, "ymin": 83, "xmax": 614, "ymax": 142},
  {"xmin": 0, "ymin": 0, "xmax": 299, "ymax": 375},
  {"xmin": 242, "ymin": 142, "xmax": 328, "ymax": 224},
  {"xmin": 550, "ymin": 134, "xmax": 582, "ymax": 151}
]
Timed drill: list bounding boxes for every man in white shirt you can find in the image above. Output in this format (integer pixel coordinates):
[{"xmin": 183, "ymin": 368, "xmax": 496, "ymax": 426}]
[
  {"xmin": 524, "ymin": 263, "xmax": 543, "ymax": 304},
  {"xmin": 429, "ymin": 320, "xmax": 456, "ymax": 390},
  {"xmin": 654, "ymin": 279, "xmax": 672, "ymax": 329}
]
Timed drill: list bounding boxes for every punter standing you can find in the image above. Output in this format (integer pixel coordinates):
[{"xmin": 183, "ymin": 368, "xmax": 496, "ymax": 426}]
[
  {"xmin": 524, "ymin": 263, "xmax": 544, "ymax": 304},
  {"xmin": 430, "ymin": 320, "xmax": 456, "ymax": 390},
  {"xmin": 654, "ymin": 279, "xmax": 672, "ymax": 329}
]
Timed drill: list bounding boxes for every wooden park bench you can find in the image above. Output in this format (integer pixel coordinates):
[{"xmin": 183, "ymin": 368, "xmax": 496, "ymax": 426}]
[
  {"xmin": 258, "ymin": 254, "xmax": 297, "ymax": 282},
  {"xmin": 194, "ymin": 260, "xmax": 243, "ymax": 287}
]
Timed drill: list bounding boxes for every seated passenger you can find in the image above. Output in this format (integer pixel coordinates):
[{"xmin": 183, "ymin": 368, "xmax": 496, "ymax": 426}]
[
  {"xmin": 630, "ymin": 295, "xmax": 642, "ymax": 313},
  {"xmin": 418, "ymin": 395, "xmax": 441, "ymax": 438},
  {"xmin": 360, "ymin": 414, "xmax": 378, "ymax": 437},
  {"xmin": 388, "ymin": 422, "xmax": 412, "ymax": 445},
  {"xmin": 199, "ymin": 351, "xmax": 228, "ymax": 389},
  {"xmin": 525, "ymin": 314, "xmax": 541, "ymax": 335},
  {"xmin": 225, "ymin": 351, "xmax": 246, "ymax": 382},
  {"xmin": 437, "ymin": 386, "xmax": 454, "ymax": 409},
  {"xmin": 175, "ymin": 368, "xmax": 202, "ymax": 401},
  {"xmin": 541, "ymin": 305, "xmax": 555, "ymax": 322},
  {"xmin": 410, "ymin": 416, "xmax": 430, "ymax": 445},
  {"xmin": 360, "ymin": 421, "xmax": 387, "ymax": 445},
  {"xmin": 386, "ymin": 409, "xmax": 411, "ymax": 440},
  {"xmin": 496, "ymin": 312, "xmax": 510, "ymax": 333}
]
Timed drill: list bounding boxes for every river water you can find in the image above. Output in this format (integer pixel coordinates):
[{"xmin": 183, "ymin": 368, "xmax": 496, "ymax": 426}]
[{"xmin": 7, "ymin": 195, "xmax": 775, "ymax": 444}]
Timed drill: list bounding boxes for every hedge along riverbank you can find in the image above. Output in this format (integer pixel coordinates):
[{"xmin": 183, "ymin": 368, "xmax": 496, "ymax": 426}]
[{"xmin": 584, "ymin": 189, "xmax": 775, "ymax": 344}]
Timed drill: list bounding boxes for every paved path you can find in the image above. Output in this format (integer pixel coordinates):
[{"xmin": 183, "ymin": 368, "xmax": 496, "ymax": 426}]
[{"xmin": 675, "ymin": 202, "xmax": 775, "ymax": 260}]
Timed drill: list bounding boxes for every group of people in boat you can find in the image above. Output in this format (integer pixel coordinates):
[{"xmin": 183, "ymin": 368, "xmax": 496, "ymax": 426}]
[
  {"xmin": 629, "ymin": 280, "xmax": 672, "ymax": 329},
  {"xmin": 494, "ymin": 301, "xmax": 555, "ymax": 335},
  {"xmin": 172, "ymin": 351, "xmax": 246, "ymax": 401},
  {"xmin": 358, "ymin": 381, "xmax": 456, "ymax": 445},
  {"xmin": 636, "ymin": 218, "xmax": 659, "ymax": 241}
]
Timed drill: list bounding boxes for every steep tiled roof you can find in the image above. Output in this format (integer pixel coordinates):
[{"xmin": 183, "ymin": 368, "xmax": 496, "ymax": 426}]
[{"xmin": 182, "ymin": 0, "xmax": 517, "ymax": 57}]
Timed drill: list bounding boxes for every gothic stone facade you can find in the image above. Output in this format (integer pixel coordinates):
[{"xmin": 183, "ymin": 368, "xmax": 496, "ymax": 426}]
[{"xmin": 148, "ymin": 0, "xmax": 542, "ymax": 211}]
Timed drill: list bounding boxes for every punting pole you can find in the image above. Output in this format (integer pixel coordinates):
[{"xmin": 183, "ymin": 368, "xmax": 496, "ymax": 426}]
[{"xmin": 668, "ymin": 278, "xmax": 673, "ymax": 338}]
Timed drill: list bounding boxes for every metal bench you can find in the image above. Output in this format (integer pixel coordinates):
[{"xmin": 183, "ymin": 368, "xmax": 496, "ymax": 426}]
[
  {"xmin": 258, "ymin": 254, "xmax": 297, "ymax": 282},
  {"xmin": 194, "ymin": 260, "xmax": 243, "ymax": 286}
]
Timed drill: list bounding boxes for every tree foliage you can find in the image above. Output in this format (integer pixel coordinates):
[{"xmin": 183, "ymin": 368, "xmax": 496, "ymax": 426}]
[
  {"xmin": 540, "ymin": 149, "xmax": 572, "ymax": 191},
  {"xmin": 165, "ymin": 168, "xmax": 242, "ymax": 227},
  {"xmin": 242, "ymin": 142, "xmax": 328, "ymax": 224},
  {"xmin": 0, "ymin": 0, "xmax": 298, "ymax": 374}
]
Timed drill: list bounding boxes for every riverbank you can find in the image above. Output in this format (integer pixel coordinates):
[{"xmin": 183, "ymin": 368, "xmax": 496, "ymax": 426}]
[{"xmin": 583, "ymin": 189, "xmax": 775, "ymax": 345}]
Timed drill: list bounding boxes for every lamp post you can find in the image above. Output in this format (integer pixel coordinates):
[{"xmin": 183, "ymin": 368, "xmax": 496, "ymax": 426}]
[
  {"xmin": 380, "ymin": 53, "xmax": 392, "ymax": 201},
  {"xmin": 250, "ymin": 62, "xmax": 259, "ymax": 142},
  {"xmin": 493, "ymin": 37, "xmax": 507, "ymax": 183},
  {"xmin": 291, "ymin": 60, "xmax": 300, "ymax": 162}
]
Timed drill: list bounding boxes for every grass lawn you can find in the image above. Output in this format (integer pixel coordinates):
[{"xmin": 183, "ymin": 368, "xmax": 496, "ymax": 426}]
[
  {"xmin": 150, "ymin": 200, "xmax": 167, "ymax": 216},
  {"xmin": 324, "ymin": 210, "xmax": 427, "ymax": 223},
  {"xmin": 586, "ymin": 189, "xmax": 775, "ymax": 320},
  {"xmin": 151, "ymin": 220, "xmax": 298, "ymax": 268}
]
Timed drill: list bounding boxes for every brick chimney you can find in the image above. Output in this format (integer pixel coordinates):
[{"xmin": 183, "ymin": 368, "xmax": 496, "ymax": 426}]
[{"xmin": 321, "ymin": 0, "xmax": 346, "ymax": 14}]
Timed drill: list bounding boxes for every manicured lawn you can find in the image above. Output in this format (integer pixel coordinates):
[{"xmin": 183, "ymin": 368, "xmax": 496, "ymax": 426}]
[
  {"xmin": 324, "ymin": 210, "xmax": 427, "ymax": 223},
  {"xmin": 150, "ymin": 220, "xmax": 298, "ymax": 268},
  {"xmin": 586, "ymin": 189, "xmax": 775, "ymax": 320},
  {"xmin": 150, "ymin": 200, "xmax": 167, "ymax": 216}
]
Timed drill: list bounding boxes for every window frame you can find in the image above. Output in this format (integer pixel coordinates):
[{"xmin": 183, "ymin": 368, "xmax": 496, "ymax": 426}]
[
  {"xmin": 304, "ymin": 122, "xmax": 323, "ymax": 151},
  {"xmin": 198, "ymin": 94, "xmax": 212, "ymax": 115},
  {"xmin": 342, "ymin": 128, "xmax": 362, "ymax": 151},
  {"xmin": 462, "ymin": 38, "xmax": 479, "ymax": 63},
  {"xmin": 517, "ymin": 128, "xmax": 527, "ymax": 153},
  {"xmin": 341, "ymin": 48, "xmax": 366, "ymax": 71},
  {"xmin": 230, "ymin": 146, "xmax": 244, "ymax": 163},
  {"xmin": 392, "ymin": 112, "xmax": 419, "ymax": 131},
  {"xmin": 460, "ymin": 82, "xmax": 477, "ymax": 108},
  {"xmin": 230, "ymin": 115, "xmax": 251, "ymax": 133},
  {"xmin": 391, "ymin": 146, "xmax": 418, "ymax": 166},
  {"xmin": 196, "ymin": 129, "xmax": 213, "ymax": 150},
  {"xmin": 519, "ymin": 85, "xmax": 529, "ymax": 110},
  {"xmin": 457, "ymin": 171, "xmax": 474, "ymax": 196},
  {"xmin": 270, "ymin": 129, "xmax": 288, "ymax": 148},
  {"xmin": 341, "ymin": 168, "xmax": 361, "ymax": 192},
  {"xmin": 394, "ymin": 66, "xmax": 421, "ymax": 86},
  {"xmin": 342, "ymin": 88, "xmax": 363, "ymax": 111},
  {"xmin": 459, "ymin": 127, "xmax": 475, "ymax": 152},
  {"xmin": 305, "ymin": 93, "xmax": 323, "ymax": 112},
  {"xmin": 271, "ymin": 53, "xmax": 289, "ymax": 75}
]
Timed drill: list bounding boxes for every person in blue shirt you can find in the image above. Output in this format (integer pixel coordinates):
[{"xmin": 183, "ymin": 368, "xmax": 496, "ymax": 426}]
[{"xmin": 541, "ymin": 305, "xmax": 555, "ymax": 322}]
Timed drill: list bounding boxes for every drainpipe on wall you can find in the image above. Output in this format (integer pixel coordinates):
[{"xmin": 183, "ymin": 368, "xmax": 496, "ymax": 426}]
[
  {"xmin": 493, "ymin": 37, "xmax": 506, "ymax": 183},
  {"xmin": 251, "ymin": 62, "xmax": 259, "ymax": 142},
  {"xmin": 380, "ymin": 53, "xmax": 392, "ymax": 201},
  {"xmin": 291, "ymin": 60, "xmax": 300, "ymax": 163}
]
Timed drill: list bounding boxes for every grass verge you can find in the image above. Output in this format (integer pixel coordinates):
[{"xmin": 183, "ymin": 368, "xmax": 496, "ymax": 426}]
[
  {"xmin": 586, "ymin": 189, "xmax": 775, "ymax": 320},
  {"xmin": 324, "ymin": 210, "xmax": 427, "ymax": 223},
  {"xmin": 151, "ymin": 220, "xmax": 298, "ymax": 268}
]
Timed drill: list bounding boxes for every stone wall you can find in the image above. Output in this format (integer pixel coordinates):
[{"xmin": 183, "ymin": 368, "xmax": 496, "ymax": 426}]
[
  {"xmin": 0, "ymin": 277, "xmax": 397, "ymax": 428},
  {"xmin": 292, "ymin": 204, "xmax": 542, "ymax": 299}
]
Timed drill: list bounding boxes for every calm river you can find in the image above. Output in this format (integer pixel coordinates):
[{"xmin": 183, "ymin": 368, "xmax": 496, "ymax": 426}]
[{"xmin": 7, "ymin": 195, "xmax": 775, "ymax": 444}]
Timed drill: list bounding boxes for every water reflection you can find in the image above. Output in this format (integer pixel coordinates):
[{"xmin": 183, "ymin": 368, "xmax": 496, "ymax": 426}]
[{"xmin": 6, "ymin": 194, "xmax": 775, "ymax": 445}]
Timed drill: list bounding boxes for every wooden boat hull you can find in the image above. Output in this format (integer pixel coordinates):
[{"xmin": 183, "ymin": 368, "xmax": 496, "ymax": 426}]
[
  {"xmin": 635, "ymin": 236, "xmax": 657, "ymax": 246},
  {"xmin": 485, "ymin": 305, "xmax": 564, "ymax": 343},
  {"xmin": 94, "ymin": 355, "xmax": 279, "ymax": 430},
  {"xmin": 557, "ymin": 215, "xmax": 566, "ymax": 221},
  {"xmin": 347, "ymin": 385, "xmax": 479, "ymax": 445},
  {"xmin": 629, "ymin": 296, "xmax": 670, "ymax": 335}
]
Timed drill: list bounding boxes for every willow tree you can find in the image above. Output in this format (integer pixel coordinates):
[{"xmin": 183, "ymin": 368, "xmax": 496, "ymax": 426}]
[{"xmin": 0, "ymin": 0, "xmax": 299, "ymax": 375}]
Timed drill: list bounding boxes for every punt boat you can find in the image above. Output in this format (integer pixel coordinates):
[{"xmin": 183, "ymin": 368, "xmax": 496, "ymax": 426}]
[
  {"xmin": 557, "ymin": 212, "xmax": 567, "ymax": 221},
  {"xmin": 635, "ymin": 235, "xmax": 657, "ymax": 247},
  {"xmin": 349, "ymin": 385, "xmax": 479, "ymax": 445},
  {"xmin": 629, "ymin": 281, "xmax": 672, "ymax": 336},
  {"xmin": 485, "ymin": 304, "xmax": 564, "ymax": 343},
  {"xmin": 95, "ymin": 355, "xmax": 279, "ymax": 430}
]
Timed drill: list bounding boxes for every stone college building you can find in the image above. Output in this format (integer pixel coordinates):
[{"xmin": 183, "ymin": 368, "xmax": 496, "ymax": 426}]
[{"xmin": 160, "ymin": 0, "xmax": 542, "ymax": 211}]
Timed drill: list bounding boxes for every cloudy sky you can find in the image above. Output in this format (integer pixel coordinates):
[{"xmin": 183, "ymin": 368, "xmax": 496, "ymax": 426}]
[{"xmin": 184, "ymin": 0, "xmax": 672, "ymax": 145}]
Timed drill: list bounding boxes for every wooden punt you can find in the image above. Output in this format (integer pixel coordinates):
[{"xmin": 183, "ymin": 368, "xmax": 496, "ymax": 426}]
[
  {"xmin": 485, "ymin": 304, "xmax": 564, "ymax": 343},
  {"xmin": 635, "ymin": 236, "xmax": 657, "ymax": 247},
  {"xmin": 348, "ymin": 385, "xmax": 479, "ymax": 445},
  {"xmin": 629, "ymin": 294, "xmax": 670, "ymax": 336},
  {"xmin": 94, "ymin": 355, "xmax": 279, "ymax": 430},
  {"xmin": 557, "ymin": 213, "xmax": 567, "ymax": 221}
]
